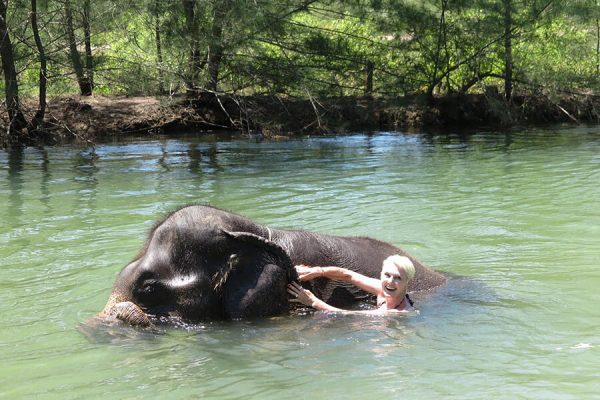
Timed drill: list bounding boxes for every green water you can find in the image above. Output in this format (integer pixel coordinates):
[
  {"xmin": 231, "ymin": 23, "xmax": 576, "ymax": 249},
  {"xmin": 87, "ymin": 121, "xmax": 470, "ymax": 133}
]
[{"xmin": 1, "ymin": 128, "xmax": 599, "ymax": 399}]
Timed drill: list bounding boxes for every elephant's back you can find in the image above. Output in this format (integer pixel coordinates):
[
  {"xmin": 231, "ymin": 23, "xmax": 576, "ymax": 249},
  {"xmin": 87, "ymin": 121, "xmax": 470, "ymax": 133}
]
[
  {"xmin": 329, "ymin": 235, "xmax": 447, "ymax": 292},
  {"xmin": 275, "ymin": 229, "xmax": 446, "ymax": 297}
]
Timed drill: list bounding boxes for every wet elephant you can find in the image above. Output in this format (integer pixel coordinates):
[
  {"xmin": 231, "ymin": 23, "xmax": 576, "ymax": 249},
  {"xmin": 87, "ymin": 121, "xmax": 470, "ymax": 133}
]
[{"xmin": 97, "ymin": 205, "xmax": 446, "ymax": 326}]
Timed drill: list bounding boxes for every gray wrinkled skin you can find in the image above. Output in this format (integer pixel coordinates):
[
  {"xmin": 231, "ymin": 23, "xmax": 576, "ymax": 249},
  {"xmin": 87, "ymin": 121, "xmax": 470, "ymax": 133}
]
[{"xmin": 96, "ymin": 205, "xmax": 446, "ymax": 326}]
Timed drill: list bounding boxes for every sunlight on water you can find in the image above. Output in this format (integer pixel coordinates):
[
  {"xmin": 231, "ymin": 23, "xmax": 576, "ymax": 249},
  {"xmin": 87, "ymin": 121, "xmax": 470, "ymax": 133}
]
[{"xmin": 1, "ymin": 128, "xmax": 599, "ymax": 399}]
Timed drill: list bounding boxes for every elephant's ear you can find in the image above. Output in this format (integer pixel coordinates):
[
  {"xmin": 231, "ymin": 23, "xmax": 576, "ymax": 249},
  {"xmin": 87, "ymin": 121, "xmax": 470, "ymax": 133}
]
[
  {"xmin": 220, "ymin": 230, "xmax": 297, "ymax": 318},
  {"xmin": 222, "ymin": 230, "xmax": 297, "ymax": 282}
]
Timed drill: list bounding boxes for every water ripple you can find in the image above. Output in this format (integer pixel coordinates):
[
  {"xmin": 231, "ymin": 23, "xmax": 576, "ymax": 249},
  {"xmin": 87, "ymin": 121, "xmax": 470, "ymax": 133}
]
[{"xmin": 1, "ymin": 129, "xmax": 600, "ymax": 398}]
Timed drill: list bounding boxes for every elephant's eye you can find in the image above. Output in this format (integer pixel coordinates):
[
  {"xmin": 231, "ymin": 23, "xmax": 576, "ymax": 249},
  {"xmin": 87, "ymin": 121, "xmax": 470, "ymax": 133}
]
[
  {"xmin": 134, "ymin": 279, "xmax": 170, "ymax": 306},
  {"xmin": 141, "ymin": 279, "xmax": 160, "ymax": 293},
  {"xmin": 228, "ymin": 253, "xmax": 240, "ymax": 267}
]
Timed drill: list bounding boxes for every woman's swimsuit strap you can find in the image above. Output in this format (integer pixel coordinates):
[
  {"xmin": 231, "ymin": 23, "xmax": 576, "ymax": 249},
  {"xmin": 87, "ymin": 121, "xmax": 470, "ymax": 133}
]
[{"xmin": 378, "ymin": 294, "xmax": 414, "ymax": 308}]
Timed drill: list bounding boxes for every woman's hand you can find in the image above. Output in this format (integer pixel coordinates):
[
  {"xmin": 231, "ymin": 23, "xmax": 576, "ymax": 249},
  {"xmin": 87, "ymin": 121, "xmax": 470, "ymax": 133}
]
[
  {"xmin": 294, "ymin": 265, "xmax": 324, "ymax": 282},
  {"xmin": 287, "ymin": 281, "xmax": 344, "ymax": 312},
  {"xmin": 287, "ymin": 282, "xmax": 318, "ymax": 307}
]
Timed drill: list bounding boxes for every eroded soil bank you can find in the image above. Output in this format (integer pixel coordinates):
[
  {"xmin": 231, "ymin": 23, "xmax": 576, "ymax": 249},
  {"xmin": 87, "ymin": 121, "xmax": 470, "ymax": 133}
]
[{"xmin": 2, "ymin": 91, "xmax": 600, "ymax": 146}]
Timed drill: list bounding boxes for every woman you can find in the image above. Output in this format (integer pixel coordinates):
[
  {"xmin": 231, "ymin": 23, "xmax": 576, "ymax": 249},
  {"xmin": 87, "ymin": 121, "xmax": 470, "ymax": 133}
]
[{"xmin": 287, "ymin": 254, "xmax": 416, "ymax": 314}]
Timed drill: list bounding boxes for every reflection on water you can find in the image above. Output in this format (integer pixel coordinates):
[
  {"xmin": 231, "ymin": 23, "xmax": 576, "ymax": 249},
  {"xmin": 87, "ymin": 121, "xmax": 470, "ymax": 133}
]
[
  {"xmin": 1, "ymin": 128, "xmax": 600, "ymax": 399},
  {"xmin": 7, "ymin": 145, "xmax": 24, "ymax": 229},
  {"xmin": 38, "ymin": 146, "xmax": 52, "ymax": 213}
]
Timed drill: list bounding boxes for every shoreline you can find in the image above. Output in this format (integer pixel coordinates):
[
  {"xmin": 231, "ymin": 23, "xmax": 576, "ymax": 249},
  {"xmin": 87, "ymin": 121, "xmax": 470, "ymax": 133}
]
[{"xmin": 2, "ymin": 92, "xmax": 600, "ymax": 147}]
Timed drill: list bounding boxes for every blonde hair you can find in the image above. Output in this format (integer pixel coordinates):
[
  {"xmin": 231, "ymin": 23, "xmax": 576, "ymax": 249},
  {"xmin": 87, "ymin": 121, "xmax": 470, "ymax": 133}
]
[{"xmin": 384, "ymin": 255, "xmax": 415, "ymax": 281}]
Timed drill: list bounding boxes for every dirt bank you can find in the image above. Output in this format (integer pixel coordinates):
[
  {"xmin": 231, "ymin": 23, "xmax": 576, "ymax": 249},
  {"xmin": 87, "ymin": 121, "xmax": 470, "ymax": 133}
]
[{"xmin": 2, "ymin": 91, "xmax": 600, "ymax": 146}]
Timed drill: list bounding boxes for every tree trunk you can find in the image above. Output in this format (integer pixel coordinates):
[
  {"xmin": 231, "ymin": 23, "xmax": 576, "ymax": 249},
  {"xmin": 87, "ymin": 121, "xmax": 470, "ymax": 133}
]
[
  {"xmin": 364, "ymin": 60, "xmax": 374, "ymax": 96},
  {"xmin": 182, "ymin": 0, "xmax": 201, "ymax": 93},
  {"xmin": 205, "ymin": 2, "xmax": 225, "ymax": 92},
  {"xmin": 155, "ymin": 0, "xmax": 165, "ymax": 94},
  {"xmin": 597, "ymin": 17, "xmax": 600, "ymax": 76},
  {"xmin": 30, "ymin": 0, "xmax": 47, "ymax": 131},
  {"xmin": 65, "ymin": 0, "xmax": 92, "ymax": 95},
  {"xmin": 503, "ymin": 0, "xmax": 513, "ymax": 102},
  {"xmin": 596, "ymin": 0, "xmax": 600, "ymax": 77},
  {"xmin": 82, "ymin": 0, "xmax": 94, "ymax": 91},
  {"xmin": 426, "ymin": 0, "xmax": 449, "ymax": 102},
  {"xmin": 205, "ymin": 47, "xmax": 222, "ymax": 93},
  {"xmin": 0, "ymin": 0, "xmax": 27, "ymax": 137}
]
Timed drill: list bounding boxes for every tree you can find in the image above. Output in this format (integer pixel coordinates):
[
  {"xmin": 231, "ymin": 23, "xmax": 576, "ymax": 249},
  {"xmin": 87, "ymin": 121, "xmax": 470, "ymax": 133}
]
[
  {"xmin": 503, "ymin": 0, "xmax": 513, "ymax": 101},
  {"xmin": 30, "ymin": 0, "xmax": 48, "ymax": 131},
  {"xmin": 64, "ymin": 0, "xmax": 93, "ymax": 95},
  {"xmin": 181, "ymin": 0, "xmax": 205, "ymax": 92},
  {"xmin": 153, "ymin": 0, "xmax": 165, "ymax": 93},
  {"xmin": 82, "ymin": 0, "xmax": 94, "ymax": 90},
  {"xmin": 0, "ymin": 0, "xmax": 27, "ymax": 137},
  {"xmin": 204, "ymin": 0, "xmax": 226, "ymax": 92}
]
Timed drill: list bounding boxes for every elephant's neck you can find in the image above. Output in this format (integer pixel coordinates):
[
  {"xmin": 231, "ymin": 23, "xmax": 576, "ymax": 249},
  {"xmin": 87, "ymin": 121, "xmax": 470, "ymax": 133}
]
[
  {"xmin": 234, "ymin": 218, "xmax": 269, "ymax": 239},
  {"xmin": 249, "ymin": 223, "xmax": 272, "ymax": 241},
  {"xmin": 265, "ymin": 228, "xmax": 314, "ymax": 262}
]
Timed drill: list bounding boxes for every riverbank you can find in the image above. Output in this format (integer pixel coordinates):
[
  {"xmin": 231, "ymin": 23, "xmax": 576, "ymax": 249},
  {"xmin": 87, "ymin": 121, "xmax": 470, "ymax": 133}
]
[{"xmin": 2, "ymin": 91, "xmax": 600, "ymax": 146}]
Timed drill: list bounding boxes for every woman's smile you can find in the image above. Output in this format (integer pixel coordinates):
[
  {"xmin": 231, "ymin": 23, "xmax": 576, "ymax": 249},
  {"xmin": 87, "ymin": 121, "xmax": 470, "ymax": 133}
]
[{"xmin": 382, "ymin": 280, "xmax": 402, "ymax": 297}]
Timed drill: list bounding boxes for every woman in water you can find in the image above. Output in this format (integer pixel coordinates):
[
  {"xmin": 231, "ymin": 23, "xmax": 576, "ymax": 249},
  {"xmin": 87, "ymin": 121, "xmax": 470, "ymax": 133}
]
[{"xmin": 287, "ymin": 254, "xmax": 415, "ymax": 314}]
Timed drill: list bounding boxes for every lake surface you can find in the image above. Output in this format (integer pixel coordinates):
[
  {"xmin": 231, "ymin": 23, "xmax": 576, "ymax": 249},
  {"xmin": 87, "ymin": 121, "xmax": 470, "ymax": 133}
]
[{"xmin": 1, "ymin": 128, "xmax": 599, "ymax": 399}]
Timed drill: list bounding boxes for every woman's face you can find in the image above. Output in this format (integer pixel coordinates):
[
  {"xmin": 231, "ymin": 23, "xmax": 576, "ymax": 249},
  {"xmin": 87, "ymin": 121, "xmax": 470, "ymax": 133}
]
[{"xmin": 380, "ymin": 260, "xmax": 409, "ymax": 299}]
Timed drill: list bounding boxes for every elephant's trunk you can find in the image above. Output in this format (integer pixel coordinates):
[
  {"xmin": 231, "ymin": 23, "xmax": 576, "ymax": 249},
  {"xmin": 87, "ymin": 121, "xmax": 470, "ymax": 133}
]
[{"xmin": 99, "ymin": 292, "xmax": 152, "ymax": 328}]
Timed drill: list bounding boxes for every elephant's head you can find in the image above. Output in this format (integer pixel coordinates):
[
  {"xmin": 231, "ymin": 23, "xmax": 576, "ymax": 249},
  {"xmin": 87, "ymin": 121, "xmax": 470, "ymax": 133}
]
[{"xmin": 98, "ymin": 212, "xmax": 297, "ymax": 327}]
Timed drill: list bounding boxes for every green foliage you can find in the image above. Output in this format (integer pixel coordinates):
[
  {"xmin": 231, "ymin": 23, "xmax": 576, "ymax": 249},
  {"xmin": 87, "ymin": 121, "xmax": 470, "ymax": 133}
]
[{"xmin": 2, "ymin": 0, "xmax": 600, "ymax": 101}]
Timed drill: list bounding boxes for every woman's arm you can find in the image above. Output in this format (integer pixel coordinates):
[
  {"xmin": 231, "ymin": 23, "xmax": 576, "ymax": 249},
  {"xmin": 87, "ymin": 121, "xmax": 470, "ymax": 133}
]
[
  {"xmin": 295, "ymin": 265, "xmax": 382, "ymax": 296},
  {"xmin": 287, "ymin": 282, "xmax": 411, "ymax": 315}
]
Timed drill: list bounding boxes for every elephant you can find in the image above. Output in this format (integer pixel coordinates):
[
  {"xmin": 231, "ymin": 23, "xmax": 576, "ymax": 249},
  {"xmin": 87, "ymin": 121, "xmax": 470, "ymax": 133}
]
[{"xmin": 97, "ymin": 205, "xmax": 446, "ymax": 327}]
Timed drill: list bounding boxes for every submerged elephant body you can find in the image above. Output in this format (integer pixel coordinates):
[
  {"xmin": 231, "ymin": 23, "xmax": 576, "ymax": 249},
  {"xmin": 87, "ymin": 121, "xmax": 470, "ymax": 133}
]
[{"xmin": 99, "ymin": 205, "xmax": 446, "ymax": 325}]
